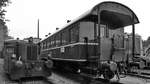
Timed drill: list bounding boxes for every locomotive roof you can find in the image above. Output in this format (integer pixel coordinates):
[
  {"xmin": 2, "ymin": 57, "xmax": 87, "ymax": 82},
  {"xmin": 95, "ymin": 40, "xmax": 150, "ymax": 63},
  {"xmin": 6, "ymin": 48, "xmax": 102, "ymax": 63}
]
[
  {"xmin": 42, "ymin": 1, "xmax": 139, "ymax": 41},
  {"xmin": 4, "ymin": 39, "xmax": 28, "ymax": 44}
]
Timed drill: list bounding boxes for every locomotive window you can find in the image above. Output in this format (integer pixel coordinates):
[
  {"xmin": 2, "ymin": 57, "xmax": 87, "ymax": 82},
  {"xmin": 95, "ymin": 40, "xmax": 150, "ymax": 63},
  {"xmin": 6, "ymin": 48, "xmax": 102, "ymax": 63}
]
[{"xmin": 6, "ymin": 47, "xmax": 14, "ymax": 53}]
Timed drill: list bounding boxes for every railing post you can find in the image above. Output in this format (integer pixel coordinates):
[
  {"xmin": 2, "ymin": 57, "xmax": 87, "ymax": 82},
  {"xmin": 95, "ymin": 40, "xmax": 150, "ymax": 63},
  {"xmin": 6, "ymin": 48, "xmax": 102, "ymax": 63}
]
[
  {"xmin": 98, "ymin": 7, "xmax": 101, "ymax": 69},
  {"xmin": 132, "ymin": 14, "xmax": 135, "ymax": 59}
]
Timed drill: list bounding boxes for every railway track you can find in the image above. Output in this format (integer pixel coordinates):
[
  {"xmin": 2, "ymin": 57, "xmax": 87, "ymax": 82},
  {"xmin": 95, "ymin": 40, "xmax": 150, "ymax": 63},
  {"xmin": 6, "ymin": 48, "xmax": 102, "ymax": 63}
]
[
  {"xmin": 128, "ymin": 73, "xmax": 150, "ymax": 79},
  {"xmin": 4, "ymin": 77, "xmax": 53, "ymax": 84},
  {"xmin": 127, "ymin": 69, "xmax": 150, "ymax": 79},
  {"xmin": 20, "ymin": 77, "xmax": 52, "ymax": 84},
  {"xmin": 52, "ymin": 68, "xmax": 122, "ymax": 84},
  {"xmin": 5, "ymin": 69, "xmax": 149, "ymax": 84}
]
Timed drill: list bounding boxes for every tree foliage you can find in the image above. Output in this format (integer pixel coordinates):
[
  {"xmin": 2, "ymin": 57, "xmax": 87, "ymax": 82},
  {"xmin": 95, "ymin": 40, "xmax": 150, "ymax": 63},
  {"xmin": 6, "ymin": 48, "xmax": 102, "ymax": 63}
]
[
  {"xmin": 143, "ymin": 36, "xmax": 150, "ymax": 48},
  {"xmin": 0, "ymin": 0, "xmax": 11, "ymax": 40},
  {"xmin": 0, "ymin": 0, "xmax": 10, "ymax": 20}
]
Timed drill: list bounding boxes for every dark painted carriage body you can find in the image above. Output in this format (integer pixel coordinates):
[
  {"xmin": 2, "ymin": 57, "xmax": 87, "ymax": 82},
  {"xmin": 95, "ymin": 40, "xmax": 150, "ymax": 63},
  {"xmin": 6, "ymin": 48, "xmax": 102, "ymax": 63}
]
[
  {"xmin": 40, "ymin": 1, "xmax": 139, "ymax": 79},
  {"xmin": 41, "ymin": 23, "xmax": 124, "ymax": 60},
  {"xmin": 3, "ymin": 39, "xmax": 51, "ymax": 80}
]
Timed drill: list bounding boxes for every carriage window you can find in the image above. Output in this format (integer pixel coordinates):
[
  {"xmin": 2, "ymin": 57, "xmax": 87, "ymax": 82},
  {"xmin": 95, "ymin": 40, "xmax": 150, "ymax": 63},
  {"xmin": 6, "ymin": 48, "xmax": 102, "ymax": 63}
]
[
  {"xmin": 41, "ymin": 43, "xmax": 42, "ymax": 49},
  {"xmin": 53, "ymin": 36, "xmax": 56, "ymax": 47},
  {"xmin": 62, "ymin": 32, "xmax": 65, "ymax": 45},
  {"xmin": 51, "ymin": 36, "xmax": 55, "ymax": 47},
  {"xmin": 43, "ymin": 42, "xmax": 45, "ymax": 49},
  {"xmin": 96, "ymin": 24, "xmax": 107, "ymax": 38},
  {"xmin": 47, "ymin": 40, "xmax": 49, "ymax": 48},
  {"xmin": 41, "ymin": 43, "xmax": 44, "ymax": 49},
  {"xmin": 44, "ymin": 42, "xmax": 47, "ymax": 49},
  {"xmin": 70, "ymin": 27, "xmax": 79, "ymax": 43},
  {"xmin": 55, "ymin": 35, "xmax": 58, "ymax": 46},
  {"xmin": 45, "ymin": 41, "xmax": 48, "ymax": 49},
  {"xmin": 105, "ymin": 25, "xmax": 109, "ymax": 38},
  {"xmin": 56, "ymin": 34, "xmax": 61, "ymax": 46},
  {"xmin": 51, "ymin": 37, "xmax": 53, "ymax": 47},
  {"xmin": 48, "ymin": 38, "xmax": 51, "ymax": 48},
  {"xmin": 62, "ymin": 31, "xmax": 68, "ymax": 45}
]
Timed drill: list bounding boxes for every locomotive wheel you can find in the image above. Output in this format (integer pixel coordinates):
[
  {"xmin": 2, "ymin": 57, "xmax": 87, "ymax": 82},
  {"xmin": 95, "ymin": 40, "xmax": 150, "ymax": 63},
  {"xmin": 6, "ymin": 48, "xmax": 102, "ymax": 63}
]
[
  {"xmin": 45, "ymin": 60, "xmax": 53, "ymax": 69},
  {"xmin": 103, "ymin": 69, "xmax": 114, "ymax": 80}
]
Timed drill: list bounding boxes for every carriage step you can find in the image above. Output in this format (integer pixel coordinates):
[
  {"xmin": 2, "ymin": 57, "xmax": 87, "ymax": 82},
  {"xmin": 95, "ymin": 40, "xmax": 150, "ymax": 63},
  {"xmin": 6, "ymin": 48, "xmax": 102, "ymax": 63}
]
[{"xmin": 84, "ymin": 67, "xmax": 98, "ymax": 71}]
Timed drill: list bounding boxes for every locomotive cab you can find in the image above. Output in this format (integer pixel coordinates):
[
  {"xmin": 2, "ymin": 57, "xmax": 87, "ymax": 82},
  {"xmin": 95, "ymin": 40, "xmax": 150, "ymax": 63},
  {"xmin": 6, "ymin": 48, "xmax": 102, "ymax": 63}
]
[{"xmin": 3, "ymin": 39, "xmax": 52, "ymax": 80}]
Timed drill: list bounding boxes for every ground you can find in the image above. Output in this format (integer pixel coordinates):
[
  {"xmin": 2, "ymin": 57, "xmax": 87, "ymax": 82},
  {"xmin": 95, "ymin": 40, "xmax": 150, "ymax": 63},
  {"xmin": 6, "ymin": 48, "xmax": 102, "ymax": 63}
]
[{"xmin": 0, "ymin": 58, "xmax": 150, "ymax": 84}]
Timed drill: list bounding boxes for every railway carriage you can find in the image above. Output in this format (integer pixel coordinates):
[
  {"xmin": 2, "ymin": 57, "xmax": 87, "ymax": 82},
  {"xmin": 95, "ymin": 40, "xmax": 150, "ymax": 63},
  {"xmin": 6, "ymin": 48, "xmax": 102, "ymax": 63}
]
[
  {"xmin": 3, "ymin": 38, "xmax": 52, "ymax": 80},
  {"xmin": 40, "ymin": 1, "xmax": 139, "ymax": 80}
]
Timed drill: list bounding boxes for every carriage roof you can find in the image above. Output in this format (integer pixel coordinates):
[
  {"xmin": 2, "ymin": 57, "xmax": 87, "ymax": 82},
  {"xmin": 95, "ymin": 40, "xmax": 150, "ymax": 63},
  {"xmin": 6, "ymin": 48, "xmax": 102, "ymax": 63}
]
[
  {"xmin": 61, "ymin": 1, "xmax": 139, "ymax": 29},
  {"xmin": 42, "ymin": 1, "xmax": 139, "ymax": 41}
]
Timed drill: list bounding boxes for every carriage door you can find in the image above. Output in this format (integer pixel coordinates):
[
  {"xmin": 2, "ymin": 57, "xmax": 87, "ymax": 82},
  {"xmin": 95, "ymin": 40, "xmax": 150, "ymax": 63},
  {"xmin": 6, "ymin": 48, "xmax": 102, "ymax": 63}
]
[
  {"xmin": 111, "ymin": 31, "xmax": 125, "ymax": 62},
  {"xmin": 95, "ymin": 24, "xmax": 112, "ymax": 61}
]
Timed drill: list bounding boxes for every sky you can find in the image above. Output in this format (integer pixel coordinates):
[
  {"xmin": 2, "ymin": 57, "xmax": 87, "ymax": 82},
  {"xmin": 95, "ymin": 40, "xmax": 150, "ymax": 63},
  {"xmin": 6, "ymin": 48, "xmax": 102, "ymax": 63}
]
[{"xmin": 4, "ymin": 0, "xmax": 150, "ymax": 40}]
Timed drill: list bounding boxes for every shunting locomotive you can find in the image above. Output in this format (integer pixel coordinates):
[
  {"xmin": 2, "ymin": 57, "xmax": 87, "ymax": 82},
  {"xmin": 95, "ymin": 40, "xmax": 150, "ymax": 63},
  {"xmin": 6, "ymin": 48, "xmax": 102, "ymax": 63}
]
[
  {"xmin": 3, "ymin": 37, "xmax": 52, "ymax": 80},
  {"xmin": 40, "ymin": 1, "xmax": 139, "ymax": 80}
]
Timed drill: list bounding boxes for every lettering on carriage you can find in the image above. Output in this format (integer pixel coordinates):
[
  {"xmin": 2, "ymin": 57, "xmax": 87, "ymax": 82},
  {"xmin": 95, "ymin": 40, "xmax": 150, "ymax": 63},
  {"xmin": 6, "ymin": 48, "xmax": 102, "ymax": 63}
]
[{"xmin": 48, "ymin": 51, "xmax": 52, "ymax": 57}]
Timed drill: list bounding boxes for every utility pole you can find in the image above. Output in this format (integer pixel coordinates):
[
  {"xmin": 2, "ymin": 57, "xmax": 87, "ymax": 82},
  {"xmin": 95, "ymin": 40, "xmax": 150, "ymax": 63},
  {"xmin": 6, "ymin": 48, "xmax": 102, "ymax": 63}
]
[{"xmin": 37, "ymin": 19, "xmax": 39, "ymax": 39}]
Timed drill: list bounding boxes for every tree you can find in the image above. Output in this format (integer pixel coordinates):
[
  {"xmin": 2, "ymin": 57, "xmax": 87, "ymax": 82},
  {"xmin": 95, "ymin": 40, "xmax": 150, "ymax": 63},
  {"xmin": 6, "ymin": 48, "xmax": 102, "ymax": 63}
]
[
  {"xmin": 143, "ymin": 36, "xmax": 150, "ymax": 48},
  {"xmin": 0, "ymin": 0, "xmax": 11, "ymax": 58}
]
